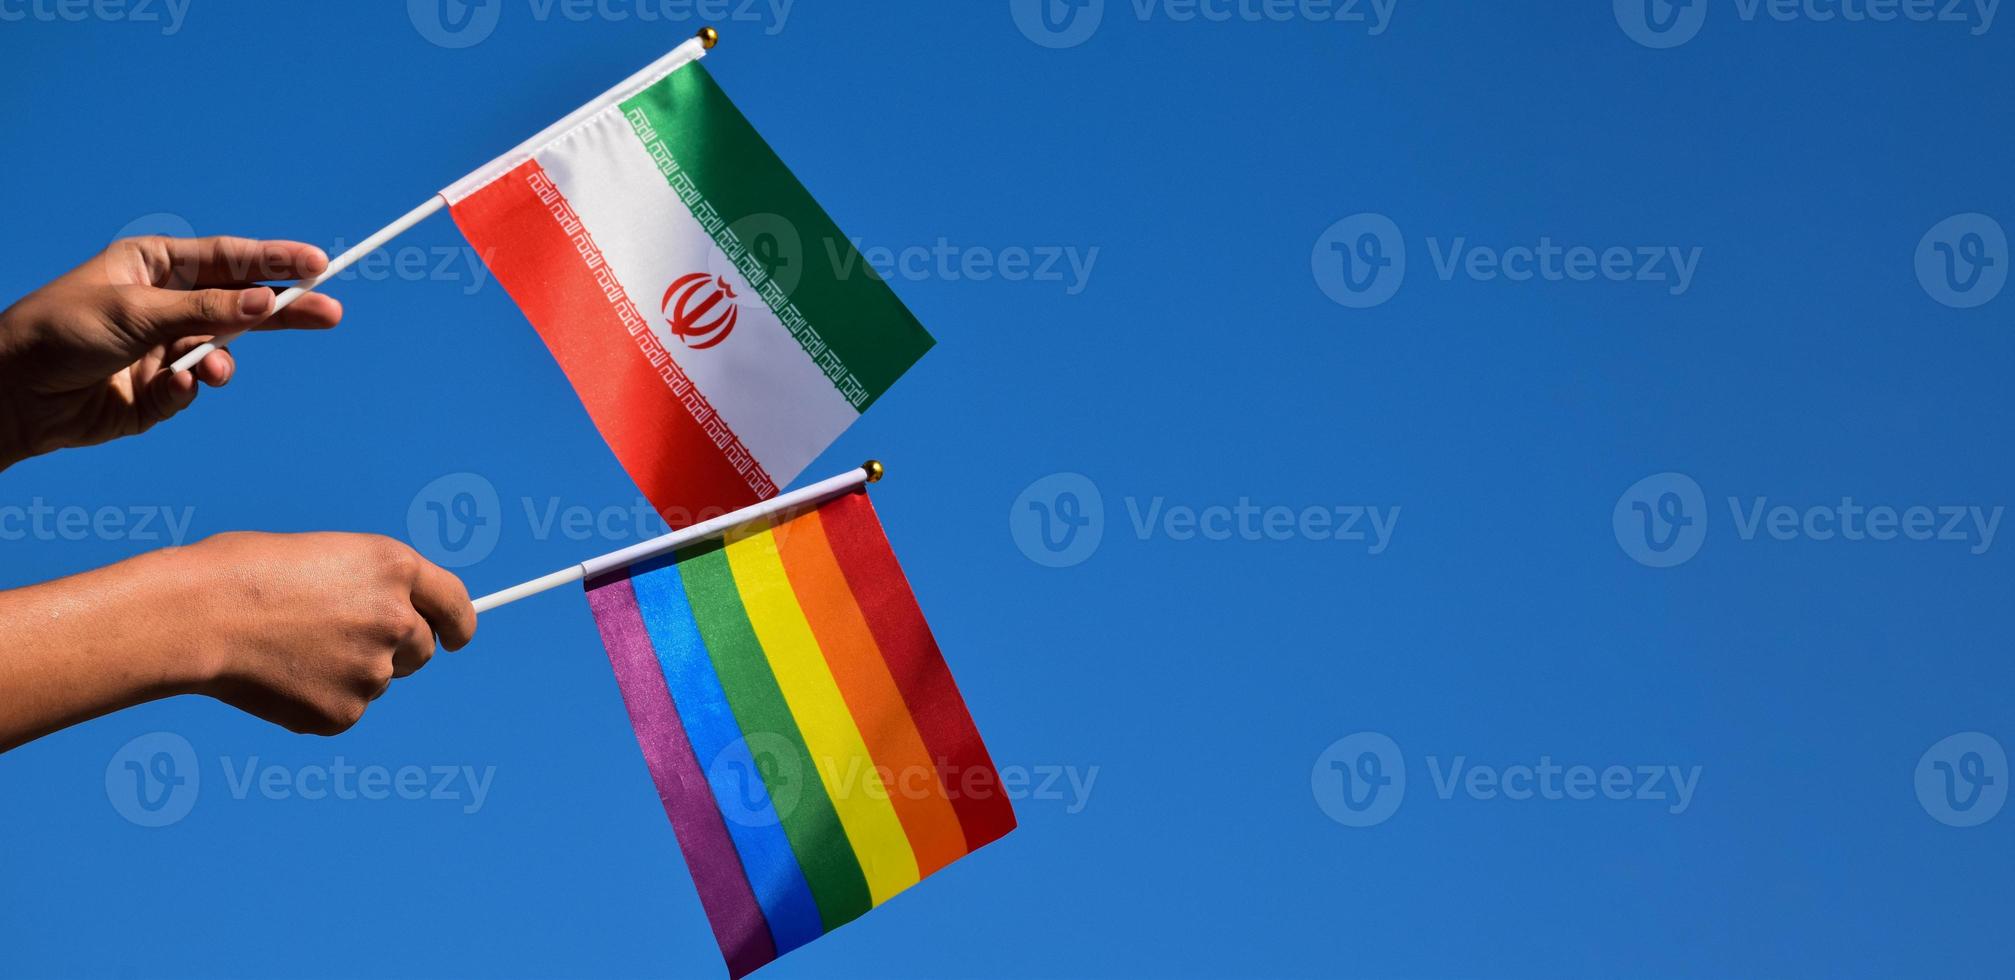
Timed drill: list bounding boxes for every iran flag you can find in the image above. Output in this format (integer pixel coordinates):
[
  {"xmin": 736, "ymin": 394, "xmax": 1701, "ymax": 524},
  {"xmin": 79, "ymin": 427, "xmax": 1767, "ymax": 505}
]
[{"xmin": 445, "ymin": 39, "xmax": 932, "ymax": 523}]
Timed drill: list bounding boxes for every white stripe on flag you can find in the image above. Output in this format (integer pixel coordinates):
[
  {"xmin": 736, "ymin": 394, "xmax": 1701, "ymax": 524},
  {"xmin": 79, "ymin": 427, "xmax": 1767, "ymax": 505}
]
[
  {"xmin": 442, "ymin": 38, "xmax": 708, "ymax": 205},
  {"xmin": 535, "ymin": 109, "xmax": 859, "ymax": 484}
]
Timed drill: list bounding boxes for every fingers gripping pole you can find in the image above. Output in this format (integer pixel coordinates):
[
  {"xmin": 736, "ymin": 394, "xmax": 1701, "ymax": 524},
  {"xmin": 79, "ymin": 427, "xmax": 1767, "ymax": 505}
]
[
  {"xmin": 169, "ymin": 28, "xmax": 723, "ymax": 376},
  {"xmin": 168, "ymin": 196, "xmax": 447, "ymax": 374}
]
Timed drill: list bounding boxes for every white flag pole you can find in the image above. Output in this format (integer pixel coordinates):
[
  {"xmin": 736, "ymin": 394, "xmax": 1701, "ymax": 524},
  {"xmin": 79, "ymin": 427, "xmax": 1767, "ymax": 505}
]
[
  {"xmin": 169, "ymin": 27, "xmax": 722, "ymax": 376},
  {"xmin": 470, "ymin": 461, "xmax": 884, "ymax": 615},
  {"xmin": 168, "ymin": 198, "xmax": 444, "ymax": 373}
]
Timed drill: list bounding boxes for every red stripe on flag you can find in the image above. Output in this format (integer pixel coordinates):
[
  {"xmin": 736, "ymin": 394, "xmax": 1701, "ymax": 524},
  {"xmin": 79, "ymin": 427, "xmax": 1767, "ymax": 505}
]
[
  {"xmin": 449, "ymin": 159, "xmax": 766, "ymax": 525},
  {"xmin": 815, "ymin": 491, "xmax": 1018, "ymax": 852}
]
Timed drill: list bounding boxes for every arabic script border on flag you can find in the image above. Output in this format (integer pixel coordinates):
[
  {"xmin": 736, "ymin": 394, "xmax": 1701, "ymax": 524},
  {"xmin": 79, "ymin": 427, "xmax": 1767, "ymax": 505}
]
[{"xmin": 526, "ymin": 165, "xmax": 777, "ymax": 499}]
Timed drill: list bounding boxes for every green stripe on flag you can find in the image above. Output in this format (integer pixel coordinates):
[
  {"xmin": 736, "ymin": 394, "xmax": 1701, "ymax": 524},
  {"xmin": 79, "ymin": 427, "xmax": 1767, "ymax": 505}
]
[
  {"xmin": 676, "ymin": 540, "xmax": 873, "ymax": 932},
  {"xmin": 620, "ymin": 63, "xmax": 933, "ymax": 410}
]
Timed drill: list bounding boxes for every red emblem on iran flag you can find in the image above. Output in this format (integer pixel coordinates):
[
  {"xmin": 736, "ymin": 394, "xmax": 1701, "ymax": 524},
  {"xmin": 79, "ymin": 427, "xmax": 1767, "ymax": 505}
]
[{"xmin": 662, "ymin": 272, "xmax": 741, "ymax": 349}]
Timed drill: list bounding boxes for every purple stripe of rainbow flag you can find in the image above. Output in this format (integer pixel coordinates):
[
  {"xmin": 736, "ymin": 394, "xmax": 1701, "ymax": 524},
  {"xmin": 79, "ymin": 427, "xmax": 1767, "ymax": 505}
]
[{"xmin": 587, "ymin": 490, "xmax": 1015, "ymax": 977}]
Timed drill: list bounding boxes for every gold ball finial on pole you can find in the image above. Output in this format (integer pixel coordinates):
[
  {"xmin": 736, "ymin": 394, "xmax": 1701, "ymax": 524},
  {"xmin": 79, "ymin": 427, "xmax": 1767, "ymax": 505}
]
[
  {"xmin": 697, "ymin": 26, "xmax": 720, "ymax": 49},
  {"xmin": 863, "ymin": 460, "xmax": 885, "ymax": 483}
]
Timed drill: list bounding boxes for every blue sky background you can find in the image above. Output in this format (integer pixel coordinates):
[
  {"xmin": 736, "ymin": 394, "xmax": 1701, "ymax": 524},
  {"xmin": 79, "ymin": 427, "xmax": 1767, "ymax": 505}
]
[{"xmin": 2, "ymin": 1, "xmax": 2012, "ymax": 977}]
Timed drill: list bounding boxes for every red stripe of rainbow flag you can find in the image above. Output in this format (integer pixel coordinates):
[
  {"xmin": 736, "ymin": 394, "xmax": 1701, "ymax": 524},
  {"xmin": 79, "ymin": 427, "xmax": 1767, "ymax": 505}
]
[{"xmin": 585, "ymin": 489, "xmax": 1015, "ymax": 977}]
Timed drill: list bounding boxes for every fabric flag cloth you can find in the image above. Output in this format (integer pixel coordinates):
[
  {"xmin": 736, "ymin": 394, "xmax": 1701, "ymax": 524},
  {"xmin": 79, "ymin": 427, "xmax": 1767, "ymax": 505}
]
[
  {"xmin": 584, "ymin": 489, "xmax": 1016, "ymax": 978},
  {"xmin": 445, "ymin": 40, "xmax": 934, "ymax": 523}
]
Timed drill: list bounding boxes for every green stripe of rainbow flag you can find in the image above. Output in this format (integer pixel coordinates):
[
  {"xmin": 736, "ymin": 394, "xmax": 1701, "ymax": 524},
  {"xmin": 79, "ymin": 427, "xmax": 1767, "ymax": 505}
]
[{"xmin": 585, "ymin": 489, "xmax": 1015, "ymax": 977}]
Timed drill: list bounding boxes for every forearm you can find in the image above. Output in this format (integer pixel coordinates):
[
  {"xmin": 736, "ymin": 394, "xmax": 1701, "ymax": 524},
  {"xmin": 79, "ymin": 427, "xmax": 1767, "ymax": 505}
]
[{"xmin": 0, "ymin": 550, "xmax": 218, "ymax": 752}]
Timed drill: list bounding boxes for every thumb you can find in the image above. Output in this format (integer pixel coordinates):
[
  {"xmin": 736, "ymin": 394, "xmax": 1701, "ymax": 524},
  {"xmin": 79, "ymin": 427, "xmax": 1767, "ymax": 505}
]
[{"xmin": 128, "ymin": 285, "xmax": 274, "ymax": 343}]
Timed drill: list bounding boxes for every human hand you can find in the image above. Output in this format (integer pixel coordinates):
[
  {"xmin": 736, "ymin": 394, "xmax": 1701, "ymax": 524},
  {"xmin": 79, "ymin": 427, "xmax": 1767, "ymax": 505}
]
[
  {"xmin": 167, "ymin": 532, "xmax": 478, "ymax": 736},
  {"xmin": 0, "ymin": 236, "xmax": 342, "ymax": 470}
]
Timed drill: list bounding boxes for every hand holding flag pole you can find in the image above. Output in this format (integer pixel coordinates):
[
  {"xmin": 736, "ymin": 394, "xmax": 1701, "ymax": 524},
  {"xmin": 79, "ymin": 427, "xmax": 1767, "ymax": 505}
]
[
  {"xmin": 471, "ymin": 460, "xmax": 884, "ymax": 614},
  {"xmin": 166, "ymin": 26, "xmax": 725, "ymax": 376},
  {"xmin": 168, "ymin": 199, "xmax": 444, "ymax": 373}
]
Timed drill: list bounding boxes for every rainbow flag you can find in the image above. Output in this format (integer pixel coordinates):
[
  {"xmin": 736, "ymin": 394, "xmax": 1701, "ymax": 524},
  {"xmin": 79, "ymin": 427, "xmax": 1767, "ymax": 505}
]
[{"xmin": 585, "ymin": 489, "xmax": 1015, "ymax": 977}]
